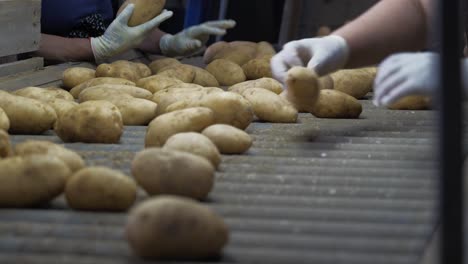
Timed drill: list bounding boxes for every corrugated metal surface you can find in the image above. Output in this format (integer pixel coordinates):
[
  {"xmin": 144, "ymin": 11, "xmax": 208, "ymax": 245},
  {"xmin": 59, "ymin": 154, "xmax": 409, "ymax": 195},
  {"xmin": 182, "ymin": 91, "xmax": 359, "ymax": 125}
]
[{"xmin": 0, "ymin": 58, "xmax": 438, "ymax": 264}]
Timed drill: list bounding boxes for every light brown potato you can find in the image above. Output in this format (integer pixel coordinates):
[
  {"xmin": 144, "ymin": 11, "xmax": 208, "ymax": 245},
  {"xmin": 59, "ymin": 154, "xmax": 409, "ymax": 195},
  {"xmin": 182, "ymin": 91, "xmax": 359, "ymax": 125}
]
[
  {"xmin": 318, "ymin": 75, "xmax": 334, "ymax": 90},
  {"xmin": 78, "ymin": 84, "xmax": 152, "ymax": 101},
  {"xmin": 282, "ymin": 67, "xmax": 320, "ymax": 113},
  {"xmin": 229, "ymin": 77, "xmax": 283, "ymax": 94},
  {"xmin": 311, "ymin": 89, "xmax": 362, "ymax": 118},
  {"xmin": 96, "ymin": 60, "xmax": 151, "ymax": 83},
  {"xmin": 388, "ymin": 95, "xmax": 431, "ymax": 110},
  {"xmin": 136, "ymin": 75, "xmax": 183, "ymax": 93},
  {"xmin": 0, "ymin": 91, "xmax": 57, "ymax": 134},
  {"xmin": 14, "ymin": 86, "xmax": 74, "ymax": 101},
  {"xmin": 206, "ymin": 59, "xmax": 246, "ymax": 86},
  {"xmin": 14, "ymin": 140, "xmax": 85, "ymax": 172},
  {"xmin": 0, "ymin": 107, "xmax": 10, "ymax": 131},
  {"xmin": 163, "ymin": 132, "xmax": 221, "ymax": 168},
  {"xmin": 213, "ymin": 45, "xmax": 257, "ymax": 66},
  {"xmin": 126, "ymin": 195, "xmax": 229, "ymax": 259},
  {"xmin": 65, "ymin": 167, "xmax": 137, "ymax": 211},
  {"xmin": 255, "ymin": 41, "xmax": 276, "ymax": 59},
  {"xmin": 154, "ymin": 88, "xmax": 223, "ymax": 115},
  {"xmin": 242, "ymin": 58, "xmax": 273, "ymax": 80},
  {"xmin": 46, "ymin": 99, "xmax": 79, "ymax": 119},
  {"xmin": 241, "ymin": 88, "xmax": 297, "ymax": 123},
  {"xmin": 0, "ymin": 129, "xmax": 13, "ymax": 158},
  {"xmin": 110, "ymin": 97, "xmax": 158, "ymax": 126},
  {"xmin": 148, "ymin": 58, "xmax": 181, "ymax": 74},
  {"xmin": 330, "ymin": 67, "xmax": 377, "ymax": 99},
  {"xmin": 145, "ymin": 107, "xmax": 215, "ymax": 147},
  {"xmin": 157, "ymin": 64, "xmax": 196, "ymax": 83},
  {"xmin": 132, "ymin": 149, "xmax": 215, "ymax": 199},
  {"xmin": 0, "ymin": 155, "xmax": 70, "ymax": 207},
  {"xmin": 55, "ymin": 100, "xmax": 123, "ymax": 143},
  {"xmin": 70, "ymin": 77, "xmax": 136, "ymax": 98},
  {"xmin": 202, "ymin": 124, "xmax": 252, "ymax": 154},
  {"xmin": 118, "ymin": 0, "xmax": 166, "ymax": 27},
  {"xmin": 62, "ymin": 67, "xmax": 96, "ymax": 90},
  {"xmin": 165, "ymin": 92, "xmax": 254, "ymax": 130},
  {"xmin": 192, "ymin": 67, "xmax": 220, "ymax": 87},
  {"xmin": 203, "ymin": 41, "xmax": 229, "ymax": 64}
]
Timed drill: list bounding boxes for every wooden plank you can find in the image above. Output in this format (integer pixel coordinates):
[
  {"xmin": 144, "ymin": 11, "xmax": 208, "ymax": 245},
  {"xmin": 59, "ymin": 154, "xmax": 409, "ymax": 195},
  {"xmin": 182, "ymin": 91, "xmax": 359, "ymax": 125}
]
[
  {"xmin": 0, "ymin": 0, "xmax": 41, "ymax": 57},
  {"xmin": 0, "ymin": 57, "xmax": 43, "ymax": 77}
]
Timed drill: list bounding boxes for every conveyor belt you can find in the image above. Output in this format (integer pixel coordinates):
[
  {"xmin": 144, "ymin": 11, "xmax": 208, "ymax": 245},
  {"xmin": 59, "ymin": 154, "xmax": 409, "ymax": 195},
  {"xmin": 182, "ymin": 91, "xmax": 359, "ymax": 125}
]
[{"xmin": 0, "ymin": 61, "xmax": 439, "ymax": 264}]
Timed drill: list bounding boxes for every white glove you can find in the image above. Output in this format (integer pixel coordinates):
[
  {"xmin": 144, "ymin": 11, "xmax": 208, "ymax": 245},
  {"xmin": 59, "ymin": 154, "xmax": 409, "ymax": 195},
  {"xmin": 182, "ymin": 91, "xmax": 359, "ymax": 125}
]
[
  {"xmin": 91, "ymin": 4, "xmax": 173, "ymax": 64},
  {"xmin": 159, "ymin": 20, "xmax": 236, "ymax": 57},
  {"xmin": 271, "ymin": 35, "xmax": 349, "ymax": 83},
  {"xmin": 373, "ymin": 52, "xmax": 439, "ymax": 106}
]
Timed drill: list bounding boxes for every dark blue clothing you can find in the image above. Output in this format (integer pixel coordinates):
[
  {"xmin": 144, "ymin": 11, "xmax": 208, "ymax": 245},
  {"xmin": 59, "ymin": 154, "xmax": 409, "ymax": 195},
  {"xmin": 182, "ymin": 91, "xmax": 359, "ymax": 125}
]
[
  {"xmin": 184, "ymin": 0, "xmax": 218, "ymax": 28},
  {"xmin": 41, "ymin": 0, "xmax": 114, "ymax": 36}
]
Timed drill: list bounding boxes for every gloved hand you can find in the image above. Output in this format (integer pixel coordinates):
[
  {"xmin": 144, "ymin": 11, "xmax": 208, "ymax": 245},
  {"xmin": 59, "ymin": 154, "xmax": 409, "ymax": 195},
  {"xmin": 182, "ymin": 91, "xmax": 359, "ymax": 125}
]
[
  {"xmin": 373, "ymin": 52, "xmax": 439, "ymax": 107},
  {"xmin": 91, "ymin": 4, "xmax": 173, "ymax": 64},
  {"xmin": 271, "ymin": 35, "xmax": 349, "ymax": 84},
  {"xmin": 159, "ymin": 20, "xmax": 236, "ymax": 57}
]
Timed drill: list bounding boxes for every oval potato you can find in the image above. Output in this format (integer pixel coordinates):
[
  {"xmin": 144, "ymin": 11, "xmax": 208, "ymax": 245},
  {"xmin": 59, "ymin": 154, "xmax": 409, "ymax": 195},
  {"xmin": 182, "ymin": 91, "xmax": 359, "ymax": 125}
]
[
  {"xmin": 78, "ymin": 84, "xmax": 152, "ymax": 101},
  {"xmin": 229, "ymin": 77, "xmax": 283, "ymax": 94},
  {"xmin": 157, "ymin": 64, "xmax": 196, "ymax": 83},
  {"xmin": 46, "ymin": 99, "xmax": 79, "ymax": 119},
  {"xmin": 96, "ymin": 60, "xmax": 151, "ymax": 83},
  {"xmin": 136, "ymin": 75, "xmax": 183, "ymax": 93},
  {"xmin": 192, "ymin": 67, "xmax": 220, "ymax": 87},
  {"xmin": 14, "ymin": 86, "xmax": 74, "ymax": 101},
  {"xmin": 206, "ymin": 59, "xmax": 246, "ymax": 86},
  {"xmin": 202, "ymin": 124, "xmax": 252, "ymax": 154},
  {"xmin": 242, "ymin": 58, "xmax": 272, "ymax": 80},
  {"xmin": 70, "ymin": 77, "xmax": 136, "ymax": 98},
  {"xmin": 311, "ymin": 89, "xmax": 362, "ymax": 118},
  {"xmin": 388, "ymin": 95, "xmax": 431, "ymax": 110},
  {"xmin": 118, "ymin": 0, "xmax": 166, "ymax": 27},
  {"xmin": 148, "ymin": 57, "xmax": 181, "ymax": 74},
  {"xmin": 241, "ymin": 88, "xmax": 298, "ymax": 123},
  {"xmin": 110, "ymin": 97, "xmax": 158, "ymax": 126},
  {"xmin": 62, "ymin": 67, "xmax": 96, "ymax": 90},
  {"xmin": 331, "ymin": 67, "xmax": 377, "ymax": 99}
]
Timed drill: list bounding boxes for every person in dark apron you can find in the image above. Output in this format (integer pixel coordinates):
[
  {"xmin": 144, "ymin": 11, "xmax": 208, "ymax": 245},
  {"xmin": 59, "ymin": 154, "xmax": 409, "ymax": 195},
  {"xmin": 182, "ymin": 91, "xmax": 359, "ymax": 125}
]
[{"xmin": 38, "ymin": 0, "xmax": 236, "ymax": 63}]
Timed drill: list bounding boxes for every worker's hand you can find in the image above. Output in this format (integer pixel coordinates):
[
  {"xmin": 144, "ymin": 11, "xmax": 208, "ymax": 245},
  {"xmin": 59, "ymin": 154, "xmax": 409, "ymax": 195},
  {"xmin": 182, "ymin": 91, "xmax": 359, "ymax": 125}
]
[
  {"xmin": 159, "ymin": 20, "xmax": 236, "ymax": 57},
  {"xmin": 91, "ymin": 4, "xmax": 173, "ymax": 64},
  {"xmin": 373, "ymin": 52, "xmax": 439, "ymax": 107},
  {"xmin": 271, "ymin": 35, "xmax": 349, "ymax": 83}
]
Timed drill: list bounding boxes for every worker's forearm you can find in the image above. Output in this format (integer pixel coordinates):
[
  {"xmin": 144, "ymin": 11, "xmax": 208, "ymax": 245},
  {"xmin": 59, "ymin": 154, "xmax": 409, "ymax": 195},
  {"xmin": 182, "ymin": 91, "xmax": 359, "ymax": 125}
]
[
  {"xmin": 333, "ymin": 0, "xmax": 433, "ymax": 68},
  {"xmin": 137, "ymin": 28, "xmax": 167, "ymax": 54},
  {"xmin": 35, "ymin": 34, "xmax": 94, "ymax": 62}
]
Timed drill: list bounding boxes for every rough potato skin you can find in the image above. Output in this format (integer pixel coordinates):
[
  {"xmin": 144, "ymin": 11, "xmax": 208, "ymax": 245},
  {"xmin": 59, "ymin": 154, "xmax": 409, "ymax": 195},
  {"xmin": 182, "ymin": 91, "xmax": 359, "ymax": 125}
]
[
  {"xmin": 0, "ymin": 107, "xmax": 10, "ymax": 132},
  {"xmin": 192, "ymin": 67, "xmax": 220, "ymax": 87},
  {"xmin": 62, "ymin": 67, "xmax": 96, "ymax": 90},
  {"xmin": 95, "ymin": 60, "xmax": 151, "ymax": 83},
  {"xmin": 78, "ymin": 84, "xmax": 152, "ymax": 102},
  {"xmin": 283, "ymin": 67, "xmax": 320, "ymax": 113},
  {"xmin": 206, "ymin": 59, "xmax": 246, "ymax": 86},
  {"xmin": 70, "ymin": 77, "xmax": 136, "ymax": 98},
  {"xmin": 14, "ymin": 86, "xmax": 74, "ymax": 101},
  {"xmin": 203, "ymin": 41, "xmax": 229, "ymax": 64},
  {"xmin": 331, "ymin": 67, "xmax": 377, "ymax": 99},
  {"xmin": 0, "ymin": 155, "xmax": 71, "ymax": 207},
  {"xmin": 311, "ymin": 90, "xmax": 363, "ymax": 119},
  {"xmin": 154, "ymin": 88, "xmax": 223, "ymax": 115},
  {"xmin": 241, "ymin": 88, "xmax": 298, "ymax": 123},
  {"xmin": 157, "ymin": 64, "xmax": 196, "ymax": 83},
  {"xmin": 148, "ymin": 58, "xmax": 181, "ymax": 74},
  {"xmin": 136, "ymin": 75, "xmax": 183, "ymax": 93},
  {"xmin": 0, "ymin": 129, "xmax": 13, "ymax": 158},
  {"xmin": 55, "ymin": 100, "xmax": 123, "ymax": 143},
  {"xmin": 126, "ymin": 196, "xmax": 229, "ymax": 259},
  {"xmin": 145, "ymin": 107, "xmax": 215, "ymax": 147},
  {"xmin": 131, "ymin": 149, "xmax": 215, "ymax": 200},
  {"xmin": 65, "ymin": 167, "xmax": 137, "ymax": 211},
  {"xmin": 118, "ymin": 0, "xmax": 166, "ymax": 27},
  {"xmin": 14, "ymin": 140, "xmax": 85, "ymax": 172},
  {"xmin": 388, "ymin": 95, "xmax": 431, "ymax": 110},
  {"xmin": 229, "ymin": 78, "xmax": 283, "ymax": 95},
  {"xmin": 242, "ymin": 58, "xmax": 273, "ymax": 80},
  {"xmin": 202, "ymin": 124, "xmax": 252, "ymax": 154},
  {"xmin": 110, "ymin": 97, "xmax": 158, "ymax": 126}
]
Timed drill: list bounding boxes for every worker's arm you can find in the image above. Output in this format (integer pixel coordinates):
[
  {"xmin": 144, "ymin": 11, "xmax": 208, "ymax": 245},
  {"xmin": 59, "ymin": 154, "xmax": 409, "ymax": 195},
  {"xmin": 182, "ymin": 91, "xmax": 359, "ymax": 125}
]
[
  {"xmin": 137, "ymin": 28, "xmax": 167, "ymax": 54},
  {"xmin": 36, "ymin": 34, "xmax": 94, "ymax": 62}
]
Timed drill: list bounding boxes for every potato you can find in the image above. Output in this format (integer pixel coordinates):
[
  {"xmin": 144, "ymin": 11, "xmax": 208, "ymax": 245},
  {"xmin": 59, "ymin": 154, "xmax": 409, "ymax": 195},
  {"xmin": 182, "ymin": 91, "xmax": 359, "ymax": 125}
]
[
  {"xmin": 0, "ymin": 155, "xmax": 70, "ymax": 207},
  {"xmin": 241, "ymin": 88, "xmax": 297, "ymax": 123},
  {"xmin": 166, "ymin": 83, "xmax": 204, "ymax": 89},
  {"xmin": 126, "ymin": 196, "xmax": 229, "ymax": 259},
  {"xmin": 282, "ymin": 67, "xmax": 320, "ymax": 113},
  {"xmin": 0, "ymin": 129, "xmax": 13, "ymax": 158},
  {"xmin": 136, "ymin": 75, "xmax": 183, "ymax": 93},
  {"xmin": 0, "ymin": 91, "xmax": 57, "ymax": 134},
  {"xmin": 164, "ymin": 132, "xmax": 221, "ymax": 168},
  {"xmin": 14, "ymin": 140, "xmax": 85, "ymax": 172},
  {"xmin": 70, "ymin": 77, "xmax": 136, "ymax": 98},
  {"xmin": 65, "ymin": 167, "xmax": 137, "ymax": 211},
  {"xmin": 78, "ymin": 84, "xmax": 152, "ymax": 101},
  {"xmin": 14, "ymin": 86, "xmax": 74, "ymax": 101},
  {"xmin": 0, "ymin": 107, "xmax": 10, "ymax": 131},
  {"xmin": 157, "ymin": 64, "xmax": 196, "ymax": 83},
  {"xmin": 203, "ymin": 41, "xmax": 229, "ymax": 64},
  {"xmin": 165, "ymin": 92, "xmax": 254, "ymax": 130},
  {"xmin": 388, "ymin": 95, "xmax": 431, "ymax": 110},
  {"xmin": 319, "ymin": 75, "xmax": 334, "ymax": 90},
  {"xmin": 311, "ymin": 89, "xmax": 362, "ymax": 118},
  {"xmin": 213, "ymin": 45, "xmax": 257, "ymax": 66},
  {"xmin": 118, "ymin": 0, "xmax": 166, "ymax": 27},
  {"xmin": 206, "ymin": 59, "xmax": 246, "ymax": 86},
  {"xmin": 96, "ymin": 60, "xmax": 151, "ymax": 83},
  {"xmin": 132, "ymin": 149, "xmax": 215, "ymax": 199},
  {"xmin": 255, "ymin": 41, "xmax": 276, "ymax": 59},
  {"xmin": 148, "ymin": 57, "xmax": 180, "ymax": 74},
  {"xmin": 154, "ymin": 88, "xmax": 223, "ymax": 115},
  {"xmin": 55, "ymin": 100, "xmax": 123, "ymax": 143},
  {"xmin": 145, "ymin": 107, "xmax": 215, "ymax": 147},
  {"xmin": 62, "ymin": 67, "xmax": 96, "ymax": 90},
  {"xmin": 46, "ymin": 99, "xmax": 79, "ymax": 119},
  {"xmin": 331, "ymin": 67, "xmax": 377, "ymax": 99},
  {"xmin": 192, "ymin": 67, "xmax": 220, "ymax": 87},
  {"xmin": 242, "ymin": 58, "xmax": 273, "ymax": 80},
  {"xmin": 110, "ymin": 97, "xmax": 158, "ymax": 126},
  {"xmin": 202, "ymin": 124, "xmax": 252, "ymax": 154},
  {"xmin": 229, "ymin": 77, "xmax": 283, "ymax": 94}
]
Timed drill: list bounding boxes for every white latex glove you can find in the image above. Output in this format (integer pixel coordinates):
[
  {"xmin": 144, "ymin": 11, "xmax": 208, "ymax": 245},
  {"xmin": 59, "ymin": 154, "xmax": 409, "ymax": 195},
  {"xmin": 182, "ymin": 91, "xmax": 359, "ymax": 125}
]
[
  {"xmin": 373, "ymin": 52, "xmax": 439, "ymax": 107},
  {"xmin": 271, "ymin": 35, "xmax": 349, "ymax": 84},
  {"xmin": 91, "ymin": 4, "xmax": 173, "ymax": 64},
  {"xmin": 159, "ymin": 20, "xmax": 236, "ymax": 57}
]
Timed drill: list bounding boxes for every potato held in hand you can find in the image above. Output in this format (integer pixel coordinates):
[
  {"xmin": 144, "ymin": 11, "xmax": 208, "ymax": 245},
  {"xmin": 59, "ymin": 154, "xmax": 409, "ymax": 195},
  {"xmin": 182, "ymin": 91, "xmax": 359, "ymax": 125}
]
[
  {"xmin": 282, "ymin": 67, "xmax": 320, "ymax": 113},
  {"xmin": 62, "ymin": 67, "xmax": 96, "ymax": 90},
  {"xmin": 66, "ymin": 167, "xmax": 137, "ymax": 211},
  {"xmin": 202, "ymin": 124, "xmax": 252, "ymax": 154},
  {"xmin": 126, "ymin": 196, "xmax": 229, "ymax": 259},
  {"xmin": 241, "ymin": 88, "xmax": 297, "ymax": 123},
  {"xmin": 55, "ymin": 101, "xmax": 123, "ymax": 143},
  {"xmin": 0, "ymin": 107, "xmax": 10, "ymax": 131},
  {"xmin": 0, "ymin": 155, "xmax": 70, "ymax": 207},
  {"xmin": 311, "ymin": 90, "xmax": 362, "ymax": 118},
  {"xmin": 132, "ymin": 149, "xmax": 215, "ymax": 200},
  {"xmin": 118, "ymin": 0, "xmax": 166, "ymax": 27}
]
